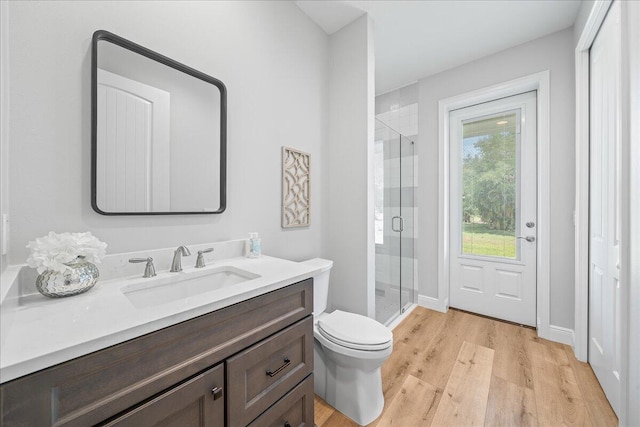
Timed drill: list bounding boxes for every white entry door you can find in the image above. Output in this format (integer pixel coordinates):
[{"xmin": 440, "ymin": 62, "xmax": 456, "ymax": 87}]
[
  {"xmin": 449, "ymin": 92, "xmax": 537, "ymax": 326},
  {"xmin": 589, "ymin": 0, "xmax": 621, "ymax": 415}
]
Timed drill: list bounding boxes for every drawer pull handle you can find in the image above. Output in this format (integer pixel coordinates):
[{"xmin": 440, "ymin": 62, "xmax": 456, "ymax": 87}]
[
  {"xmin": 211, "ymin": 386, "xmax": 223, "ymax": 400},
  {"xmin": 266, "ymin": 357, "xmax": 291, "ymax": 377}
]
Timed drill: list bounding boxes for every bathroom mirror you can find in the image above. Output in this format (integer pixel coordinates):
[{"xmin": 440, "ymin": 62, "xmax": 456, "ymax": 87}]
[{"xmin": 91, "ymin": 30, "xmax": 226, "ymax": 215}]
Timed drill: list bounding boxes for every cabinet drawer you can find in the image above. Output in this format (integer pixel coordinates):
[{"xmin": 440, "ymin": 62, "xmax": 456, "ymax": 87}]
[
  {"xmin": 102, "ymin": 363, "xmax": 224, "ymax": 427},
  {"xmin": 248, "ymin": 375, "xmax": 314, "ymax": 427},
  {"xmin": 227, "ymin": 317, "xmax": 313, "ymax": 427}
]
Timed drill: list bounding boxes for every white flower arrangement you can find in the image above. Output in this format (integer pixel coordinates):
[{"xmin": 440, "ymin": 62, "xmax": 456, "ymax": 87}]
[{"xmin": 26, "ymin": 232, "xmax": 108, "ymax": 274}]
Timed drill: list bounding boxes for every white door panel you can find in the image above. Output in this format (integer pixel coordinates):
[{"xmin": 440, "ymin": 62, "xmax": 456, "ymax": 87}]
[
  {"xmin": 449, "ymin": 91, "xmax": 537, "ymax": 326},
  {"xmin": 96, "ymin": 69, "xmax": 171, "ymax": 212},
  {"xmin": 589, "ymin": 0, "xmax": 622, "ymax": 415}
]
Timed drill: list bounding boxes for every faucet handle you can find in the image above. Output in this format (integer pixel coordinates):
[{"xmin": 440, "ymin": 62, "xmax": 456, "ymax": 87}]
[
  {"xmin": 129, "ymin": 257, "xmax": 156, "ymax": 278},
  {"xmin": 195, "ymin": 248, "xmax": 214, "ymax": 268}
]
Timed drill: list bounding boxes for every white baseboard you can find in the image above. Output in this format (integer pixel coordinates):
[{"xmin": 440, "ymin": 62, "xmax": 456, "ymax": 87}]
[
  {"xmin": 418, "ymin": 294, "xmax": 448, "ymax": 313},
  {"xmin": 545, "ymin": 324, "xmax": 575, "ymax": 347},
  {"xmin": 417, "ymin": 295, "xmax": 574, "ymax": 347}
]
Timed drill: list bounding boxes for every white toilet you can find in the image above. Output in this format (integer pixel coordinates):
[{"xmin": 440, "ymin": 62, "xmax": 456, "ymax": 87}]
[{"xmin": 301, "ymin": 258, "xmax": 393, "ymax": 426}]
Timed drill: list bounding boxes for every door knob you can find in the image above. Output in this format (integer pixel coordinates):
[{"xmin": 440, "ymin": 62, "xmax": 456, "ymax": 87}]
[
  {"xmin": 526, "ymin": 221, "xmax": 535, "ymax": 228},
  {"xmin": 517, "ymin": 236, "xmax": 536, "ymax": 242}
]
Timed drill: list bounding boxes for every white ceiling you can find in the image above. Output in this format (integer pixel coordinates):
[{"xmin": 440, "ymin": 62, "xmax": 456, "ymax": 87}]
[{"xmin": 296, "ymin": 0, "xmax": 582, "ymax": 94}]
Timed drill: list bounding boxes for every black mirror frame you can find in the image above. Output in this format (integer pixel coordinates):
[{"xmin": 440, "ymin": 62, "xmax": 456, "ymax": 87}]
[{"xmin": 91, "ymin": 30, "xmax": 227, "ymax": 215}]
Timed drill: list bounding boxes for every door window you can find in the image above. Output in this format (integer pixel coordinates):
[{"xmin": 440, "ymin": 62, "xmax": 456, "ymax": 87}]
[{"xmin": 461, "ymin": 111, "xmax": 520, "ymax": 260}]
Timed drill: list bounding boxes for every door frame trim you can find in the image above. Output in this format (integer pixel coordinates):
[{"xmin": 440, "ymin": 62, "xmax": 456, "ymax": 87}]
[
  {"xmin": 437, "ymin": 71, "xmax": 551, "ymax": 338},
  {"xmin": 574, "ymin": 0, "xmax": 611, "ymax": 364}
]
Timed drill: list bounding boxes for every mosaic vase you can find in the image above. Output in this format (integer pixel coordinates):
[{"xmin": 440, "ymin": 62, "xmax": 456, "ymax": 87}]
[{"xmin": 36, "ymin": 256, "xmax": 99, "ymax": 298}]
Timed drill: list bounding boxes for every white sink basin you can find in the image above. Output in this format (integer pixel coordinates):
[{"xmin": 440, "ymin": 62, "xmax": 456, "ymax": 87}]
[{"xmin": 122, "ymin": 266, "xmax": 260, "ymax": 309}]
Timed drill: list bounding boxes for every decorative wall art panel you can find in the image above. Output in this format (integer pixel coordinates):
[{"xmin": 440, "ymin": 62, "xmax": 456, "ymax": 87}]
[{"xmin": 282, "ymin": 147, "xmax": 310, "ymax": 228}]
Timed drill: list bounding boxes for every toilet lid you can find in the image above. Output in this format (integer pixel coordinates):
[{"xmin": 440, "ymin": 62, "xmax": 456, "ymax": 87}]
[{"xmin": 317, "ymin": 310, "xmax": 393, "ymax": 351}]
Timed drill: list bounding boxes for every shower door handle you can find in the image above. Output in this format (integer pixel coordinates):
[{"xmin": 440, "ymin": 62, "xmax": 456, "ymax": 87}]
[{"xmin": 392, "ymin": 216, "xmax": 404, "ymax": 232}]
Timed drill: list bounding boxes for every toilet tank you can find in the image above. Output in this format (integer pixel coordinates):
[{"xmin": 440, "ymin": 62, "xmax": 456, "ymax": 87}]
[{"xmin": 299, "ymin": 258, "xmax": 333, "ymax": 315}]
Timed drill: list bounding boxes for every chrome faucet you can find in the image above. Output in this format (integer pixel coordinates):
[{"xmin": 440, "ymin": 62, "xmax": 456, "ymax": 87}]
[{"xmin": 170, "ymin": 246, "xmax": 191, "ymax": 272}]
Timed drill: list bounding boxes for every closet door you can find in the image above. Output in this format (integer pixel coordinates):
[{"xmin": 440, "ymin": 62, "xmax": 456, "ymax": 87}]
[{"xmin": 589, "ymin": 0, "xmax": 621, "ymax": 416}]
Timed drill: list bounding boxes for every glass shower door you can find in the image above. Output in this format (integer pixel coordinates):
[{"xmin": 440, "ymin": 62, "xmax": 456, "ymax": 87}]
[{"xmin": 374, "ymin": 119, "xmax": 415, "ymax": 325}]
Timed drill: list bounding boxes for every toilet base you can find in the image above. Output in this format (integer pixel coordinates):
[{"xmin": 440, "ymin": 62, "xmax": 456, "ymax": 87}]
[{"xmin": 314, "ymin": 342, "xmax": 385, "ymax": 425}]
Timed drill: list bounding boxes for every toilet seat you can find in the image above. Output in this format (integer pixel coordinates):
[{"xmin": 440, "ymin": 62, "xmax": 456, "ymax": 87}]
[{"xmin": 317, "ymin": 310, "xmax": 392, "ymax": 351}]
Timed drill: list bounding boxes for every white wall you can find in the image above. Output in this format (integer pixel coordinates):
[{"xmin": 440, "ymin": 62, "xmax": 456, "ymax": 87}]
[
  {"xmin": 0, "ymin": 1, "xmax": 9, "ymax": 274},
  {"xmin": 325, "ymin": 15, "xmax": 375, "ymax": 316},
  {"xmin": 5, "ymin": 1, "xmax": 328, "ymax": 265},
  {"xmin": 418, "ymin": 28, "xmax": 576, "ymax": 329}
]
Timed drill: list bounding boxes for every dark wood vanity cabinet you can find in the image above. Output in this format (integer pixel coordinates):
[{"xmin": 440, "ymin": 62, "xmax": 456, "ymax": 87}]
[
  {"xmin": 103, "ymin": 364, "xmax": 225, "ymax": 427},
  {"xmin": 0, "ymin": 279, "xmax": 314, "ymax": 427},
  {"xmin": 247, "ymin": 377, "xmax": 314, "ymax": 427},
  {"xmin": 227, "ymin": 317, "xmax": 313, "ymax": 426}
]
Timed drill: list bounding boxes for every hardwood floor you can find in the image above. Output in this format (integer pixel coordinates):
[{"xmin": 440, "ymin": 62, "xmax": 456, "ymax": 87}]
[{"xmin": 314, "ymin": 306, "xmax": 618, "ymax": 426}]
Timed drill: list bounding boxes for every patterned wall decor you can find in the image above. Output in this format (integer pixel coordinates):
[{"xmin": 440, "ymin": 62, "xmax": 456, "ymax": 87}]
[{"xmin": 282, "ymin": 147, "xmax": 310, "ymax": 228}]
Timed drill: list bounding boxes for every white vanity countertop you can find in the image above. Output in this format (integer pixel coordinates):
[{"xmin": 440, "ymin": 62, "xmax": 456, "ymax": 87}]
[{"xmin": 0, "ymin": 255, "xmax": 320, "ymax": 384}]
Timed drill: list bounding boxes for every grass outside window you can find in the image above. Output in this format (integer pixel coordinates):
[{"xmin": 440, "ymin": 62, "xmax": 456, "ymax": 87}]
[{"xmin": 462, "ymin": 223, "xmax": 516, "ymax": 258}]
